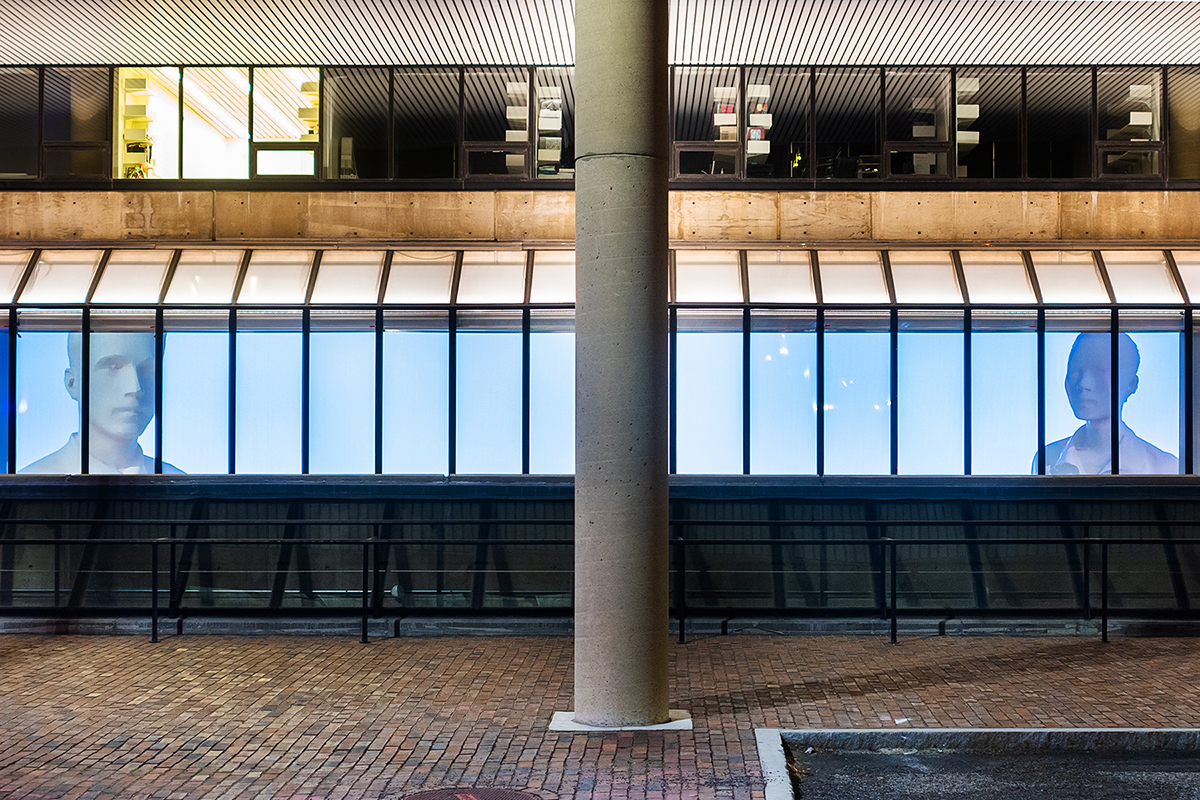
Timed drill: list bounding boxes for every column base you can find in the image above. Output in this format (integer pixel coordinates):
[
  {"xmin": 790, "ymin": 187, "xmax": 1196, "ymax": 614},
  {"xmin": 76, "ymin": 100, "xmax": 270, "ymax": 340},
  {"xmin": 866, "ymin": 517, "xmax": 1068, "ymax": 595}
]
[{"xmin": 548, "ymin": 709, "xmax": 693, "ymax": 732}]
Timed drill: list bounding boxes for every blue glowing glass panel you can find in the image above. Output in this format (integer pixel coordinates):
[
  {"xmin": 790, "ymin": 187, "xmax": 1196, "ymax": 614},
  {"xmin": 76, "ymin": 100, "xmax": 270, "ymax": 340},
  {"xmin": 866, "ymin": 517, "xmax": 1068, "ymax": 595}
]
[
  {"xmin": 971, "ymin": 324, "xmax": 1037, "ymax": 475},
  {"xmin": 162, "ymin": 330, "xmax": 228, "ymax": 474},
  {"xmin": 898, "ymin": 327, "xmax": 964, "ymax": 475},
  {"xmin": 16, "ymin": 330, "xmax": 79, "ymax": 473},
  {"xmin": 456, "ymin": 314, "xmax": 521, "ymax": 474},
  {"xmin": 824, "ymin": 326, "xmax": 890, "ymax": 475},
  {"xmin": 310, "ymin": 331, "xmax": 375, "ymax": 474},
  {"xmin": 676, "ymin": 315, "xmax": 743, "ymax": 474},
  {"xmin": 235, "ymin": 331, "xmax": 301, "ymax": 474},
  {"xmin": 529, "ymin": 321, "xmax": 574, "ymax": 474},
  {"xmin": 383, "ymin": 325, "xmax": 448, "ymax": 474},
  {"xmin": 750, "ymin": 317, "xmax": 816, "ymax": 474}
]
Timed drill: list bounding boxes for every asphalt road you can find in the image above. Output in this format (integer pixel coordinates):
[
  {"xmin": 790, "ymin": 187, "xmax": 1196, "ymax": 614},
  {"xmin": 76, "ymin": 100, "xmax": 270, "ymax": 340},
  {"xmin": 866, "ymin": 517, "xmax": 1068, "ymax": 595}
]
[{"xmin": 793, "ymin": 752, "xmax": 1200, "ymax": 799}]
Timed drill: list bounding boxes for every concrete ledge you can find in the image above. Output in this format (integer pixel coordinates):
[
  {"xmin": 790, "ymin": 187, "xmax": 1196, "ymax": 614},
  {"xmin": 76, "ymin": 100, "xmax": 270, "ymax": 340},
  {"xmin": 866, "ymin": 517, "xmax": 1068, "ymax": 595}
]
[
  {"xmin": 548, "ymin": 710, "xmax": 692, "ymax": 732},
  {"xmin": 776, "ymin": 727, "xmax": 1200, "ymax": 753}
]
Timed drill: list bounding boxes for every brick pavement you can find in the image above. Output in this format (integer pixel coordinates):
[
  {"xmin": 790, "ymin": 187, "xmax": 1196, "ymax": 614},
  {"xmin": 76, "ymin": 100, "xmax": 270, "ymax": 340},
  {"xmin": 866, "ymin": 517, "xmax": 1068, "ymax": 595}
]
[{"xmin": 2, "ymin": 633, "xmax": 1199, "ymax": 799}]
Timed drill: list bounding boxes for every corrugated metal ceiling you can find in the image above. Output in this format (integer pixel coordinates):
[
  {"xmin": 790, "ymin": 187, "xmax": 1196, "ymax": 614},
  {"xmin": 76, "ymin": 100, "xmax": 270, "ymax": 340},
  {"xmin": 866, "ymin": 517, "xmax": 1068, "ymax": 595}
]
[{"xmin": 1, "ymin": 0, "xmax": 1199, "ymax": 66}]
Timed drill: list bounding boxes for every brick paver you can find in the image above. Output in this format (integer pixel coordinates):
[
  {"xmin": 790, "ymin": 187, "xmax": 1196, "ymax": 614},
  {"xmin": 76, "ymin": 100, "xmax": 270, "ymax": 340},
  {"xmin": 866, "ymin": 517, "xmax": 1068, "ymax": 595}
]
[{"xmin": 2, "ymin": 633, "xmax": 1199, "ymax": 799}]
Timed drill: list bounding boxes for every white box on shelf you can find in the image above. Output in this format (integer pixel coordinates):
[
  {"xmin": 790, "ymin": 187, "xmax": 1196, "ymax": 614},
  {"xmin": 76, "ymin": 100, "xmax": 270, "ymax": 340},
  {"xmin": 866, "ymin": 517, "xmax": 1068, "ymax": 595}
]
[
  {"xmin": 912, "ymin": 125, "xmax": 936, "ymax": 138},
  {"xmin": 746, "ymin": 83, "xmax": 771, "ymax": 99},
  {"xmin": 713, "ymin": 86, "xmax": 737, "ymax": 102},
  {"xmin": 297, "ymin": 107, "xmax": 318, "ymax": 120},
  {"xmin": 124, "ymin": 104, "xmax": 152, "ymax": 119},
  {"xmin": 537, "ymin": 85, "xmax": 561, "ymax": 101},
  {"xmin": 1129, "ymin": 84, "xmax": 1154, "ymax": 101},
  {"xmin": 957, "ymin": 76, "xmax": 980, "ymax": 94},
  {"xmin": 506, "ymin": 81, "xmax": 528, "ymax": 100},
  {"xmin": 749, "ymin": 113, "xmax": 773, "ymax": 128},
  {"xmin": 713, "ymin": 112, "xmax": 737, "ymax": 127},
  {"xmin": 913, "ymin": 152, "xmax": 937, "ymax": 174},
  {"xmin": 506, "ymin": 105, "xmax": 528, "ymax": 124},
  {"xmin": 957, "ymin": 129, "xmax": 980, "ymax": 144},
  {"xmin": 505, "ymin": 129, "xmax": 526, "ymax": 142},
  {"xmin": 746, "ymin": 140, "xmax": 770, "ymax": 156},
  {"xmin": 956, "ymin": 104, "xmax": 979, "ymax": 121},
  {"xmin": 123, "ymin": 77, "xmax": 149, "ymax": 93},
  {"xmin": 123, "ymin": 128, "xmax": 151, "ymax": 142},
  {"xmin": 538, "ymin": 109, "xmax": 562, "ymax": 131},
  {"xmin": 1130, "ymin": 111, "xmax": 1154, "ymax": 126},
  {"xmin": 300, "ymin": 81, "xmax": 319, "ymax": 95},
  {"xmin": 505, "ymin": 153, "xmax": 524, "ymax": 173}
]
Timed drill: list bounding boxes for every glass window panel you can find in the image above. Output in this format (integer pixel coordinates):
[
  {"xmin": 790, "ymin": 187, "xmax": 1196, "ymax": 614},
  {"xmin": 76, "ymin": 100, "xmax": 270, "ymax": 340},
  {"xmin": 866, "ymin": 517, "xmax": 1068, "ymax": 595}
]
[
  {"xmin": 971, "ymin": 312, "xmax": 1038, "ymax": 474},
  {"xmin": 252, "ymin": 67, "xmax": 318, "ymax": 143},
  {"xmin": 44, "ymin": 67, "xmax": 108, "ymax": 142},
  {"xmin": 0, "ymin": 318, "xmax": 7, "ymax": 469},
  {"xmin": 395, "ymin": 68, "xmax": 460, "ymax": 179},
  {"xmin": 237, "ymin": 250, "xmax": 313, "ymax": 304},
  {"xmin": 255, "ymin": 149, "xmax": 315, "ymax": 176},
  {"xmin": 1099, "ymin": 67, "xmax": 1160, "ymax": 143},
  {"xmin": 886, "ymin": 68, "xmax": 951, "ymax": 144},
  {"xmin": 1101, "ymin": 251, "xmax": 1181, "ymax": 304},
  {"xmin": 309, "ymin": 313, "xmax": 375, "ymax": 474},
  {"xmin": 44, "ymin": 147, "xmax": 108, "ymax": 179},
  {"xmin": 0, "ymin": 67, "xmax": 39, "ymax": 178},
  {"xmin": 1172, "ymin": 251, "xmax": 1200, "ymax": 302},
  {"xmin": 15, "ymin": 312, "xmax": 81, "ymax": 473},
  {"xmin": 677, "ymin": 148, "xmax": 736, "ymax": 176},
  {"xmin": 467, "ymin": 149, "xmax": 525, "ymax": 176},
  {"xmin": 676, "ymin": 311, "xmax": 742, "ymax": 474},
  {"xmin": 1120, "ymin": 319, "xmax": 1182, "ymax": 475},
  {"xmin": 116, "ymin": 67, "xmax": 181, "ymax": 179},
  {"xmin": 815, "ymin": 68, "xmax": 880, "ymax": 180},
  {"xmin": 674, "ymin": 250, "xmax": 742, "ymax": 302},
  {"xmin": 165, "ymin": 250, "xmax": 243, "ymax": 304},
  {"xmin": 457, "ymin": 251, "xmax": 526, "ymax": 304},
  {"xmin": 750, "ymin": 311, "xmax": 816, "ymax": 474},
  {"xmin": 529, "ymin": 311, "xmax": 574, "ymax": 473},
  {"xmin": 19, "ymin": 250, "xmax": 103, "ymax": 304},
  {"xmin": 1168, "ymin": 67, "xmax": 1200, "ymax": 180},
  {"xmin": 535, "ymin": 67, "xmax": 574, "ymax": 179},
  {"xmin": 466, "ymin": 68, "xmax": 528, "ymax": 143},
  {"xmin": 88, "ymin": 318, "xmax": 160, "ymax": 472},
  {"xmin": 1044, "ymin": 314, "xmax": 1112, "ymax": 474},
  {"xmin": 383, "ymin": 311, "xmax": 448, "ymax": 473},
  {"xmin": 91, "ymin": 250, "xmax": 172, "ymax": 304},
  {"xmin": 235, "ymin": 313, "xmax": 301, "ymax": 473},
  {"xmin": 818, "ymin": 251, "xmax": 888, "ymax": 303},
  {"xmin": 955, "ymin": 67, "xmax": 1021, "ymax": 179},
  {"xmin": 456, "ymin": 311, "xmax": 522, "ymax": 473},
  {"xmin": 311, "ymin": 251, "xmax": 384, "ymax": 304},
  {"xmin": 0, "ymin": 251, "xmax": 32, "ymax": 302},
  {"xmin": 823, "ymin": 312, "xmax": 890, "ymax": 475},
  {"xmin": 323, "ymin": 67, "xmax": 388, "ymax": 179},
  {"xmin": 888, "ymin": 251, "xmax": 961, "ymax": 303},
  {"xmin": 959, "ymin": 251, "xmax": 1036, "ymax": 303},
  {"xmin": 888, "ymin": 150, "xmax": 948, "ymax": 177},
  {"xmin": 384, "ymin": 252, "xmax": 456, "ymax": 304},
  {"xmin": 1031, "ymin": 251, "xmax": 1108, "ymax": 304},
  {"xmin": 1027, "ymin": 68, "xmax": 1092, "ymax": 179},
  {"xmin": 898, "ymin": 314, "xmax": 963, "ymax": 474},
  {"xmin": 530, "ymin": 251, "xmax": 575, "ymax": 304},
  {"xmin": 1102, "ymin": 149, "xmax": 1159, "ymax": 177},
  {"xmin": 674, "ymin": 67, "xmax": 740, "ymax": 142},
  {"xmin": 182, "ymin": 67, "xmax": 250, "ymax": 179},
  {"xmin": 744, "ymin": 67, "xmax": 809, "ymax": 179},
  {"xmin": 162, "ymin": 311, "xmax": 229, "ymax": 474},
  {"xmin": 746, "ymin": 250, "xmax": 815, "ymax": 303}
]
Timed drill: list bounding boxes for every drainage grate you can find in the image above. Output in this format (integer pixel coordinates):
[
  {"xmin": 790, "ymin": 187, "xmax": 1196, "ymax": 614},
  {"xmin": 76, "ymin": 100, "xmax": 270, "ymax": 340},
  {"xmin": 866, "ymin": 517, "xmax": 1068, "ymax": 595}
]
[{"xmin": 401, "ymin": 790, "xmax": 541, "ymax": 800}]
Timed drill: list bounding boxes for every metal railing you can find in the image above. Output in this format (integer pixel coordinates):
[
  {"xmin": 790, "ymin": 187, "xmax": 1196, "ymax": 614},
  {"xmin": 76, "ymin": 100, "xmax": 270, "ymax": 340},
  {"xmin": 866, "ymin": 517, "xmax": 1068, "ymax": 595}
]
[{"xmin": 2, "ymin": 516, "xmax": 1199, "ymax": 643}]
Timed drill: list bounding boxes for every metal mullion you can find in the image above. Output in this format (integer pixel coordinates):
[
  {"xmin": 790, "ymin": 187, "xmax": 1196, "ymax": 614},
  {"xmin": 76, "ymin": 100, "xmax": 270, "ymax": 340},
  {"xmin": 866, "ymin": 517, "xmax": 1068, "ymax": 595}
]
[
  {"xmin": 879, "ymin": 67, "xmax": 887, "ymax": 179},
  {"xmin": 1020, "ymin": 68, "xmax": 1028, "ymax": 180},
  {"xmin": 457, "ymin": 67, "xmax": 465, "ymax": 180},
  {"xmin": 12, "ymin": 249, "xmax": 39, "ymax": 304},
  {"xmin": 950, "ymin": 67, "xmax": 958, "ymax": 180},
  {"xmin": 1164, "ymin": 249, "xmax": 1187, "ymax": 302},
  {"xmin": 1186, "ymin": 307, "xmax": 1194, "ymax": 475},
  {"xmin": 247, "ymin": 66, "xmax": 255, "ymax": 179},
  {"xmin": 1023, "ymin": 250, "xmax": 1044, "ymax": 303},
  {"xmin": 890, "ymin": 307, "xmax": 898, "ymax": 475},
  {"xmin": 964, "ymin": 307, "xmax": 972, "ymax": 475},
  {"xmin": 669, "ymin": 305, "xmax": 677, "ymax": 474},
  {"xmin": 880, "ymin": 250, "xmax": 896, "ymax": 304},
  {"xmin": 738, "ymin": 66, "xmax": 746, "ymax": 180},
  {"xmin": 816, "ymin": 307, "xmax": 825, "ymax": 476},
  {"xmin": 809, "ymin": 66, "xmax": 817, "ymax": 184},
  {"xmin": 811, "ymin": 250, "xmax": 823, "ymax": 304},
  {"xmin": 154, "ymin": 308, "xmax": 164, "ymax": 474},
  {"xmin": 377, "ymin": 250, "xmax": 394, "ymax": 305},
  {"xmin": 521, "ymin": 306, "xmax": 530, "ymax": 474},
  {"xmin": 738, "ymin": 249, "xmax": 750, "ymax": 302},
  {"xmin": 527, "ymin": 66, "xmax": 535, "ymax": 180},
  {"xmin": 1163, "ymin": 66, "xmax": 1171, "ymax": 182},
  {"xmin": 84, "ymin": 249, "xmax": 113, "ymax": 303},
  {"xmin": 7, "ymin": 307, "xmax": 16, "ymax": 473},
  {"xmin": 159, "ymin": 249, "xmax": 182, "ymax": 304},
  {"xmin": 232, "ymin": 250, "xmax": 253, "ymax": 303},
  {"xmin": 228, "ymin": 308, "xmax": 237, "ymax": 474},
  {"xmin": 1110, "ymin": 307, "xmax": 1119, "ymax": 475},
  {"xmin": 1037, "ymin": 307, "xmax": 1046, "ymax": 474},
  {"xmin": 304, "ymin": 251, "xmax": 322, "ymax": 304},
  {"xmin": 1091, "ymin": 67, "xmax": 1099, "ymax": 179},
  {"xmin": 742, "ymin": 306, "xmax": 751, "ymax": 475},
  {"xmin": 449, "ymin": 251, "xmax": 463, "ymax": 304},
  {"xmin": 1094, "ymin": 250, "xmax": 1116, "ymax": 304},
  {"xmin": 177, "ymin": 67, "xmax": 184, "ymax": 178},
  {"xmin": 387, "ymin": 67, "xmax": 396, "ymax": 180},
  {"xmin": 523, "ymin": 250, "xmax": 534, "ymax": 304},
  {"xmin": 375, "ymin": 306, "xmax": 384, "ymax": 474},
  {"xmin": 448, "ymin": 307, "xmax": 457, "ymax": 475},
  {"xmin": 316, "ymin": 67, "xmax": 324, "ymax": 179},
  {"xmin": 950, "ymin": 250, "xmax": 970, "ymax": 303},
  {"xmin": 107, "ymin": 66, "xmax": 114, "ymax": 171},
  {"xmin": 301, "ymin": 307, "xmax": 310, "ymax": 475},
  {"xmin": 80, "ymin": 307, "xmax": 90, "ymax": 475},
  {"xmin": 37, "ymin": 67, "xmax": 44, "ymax": 179}
]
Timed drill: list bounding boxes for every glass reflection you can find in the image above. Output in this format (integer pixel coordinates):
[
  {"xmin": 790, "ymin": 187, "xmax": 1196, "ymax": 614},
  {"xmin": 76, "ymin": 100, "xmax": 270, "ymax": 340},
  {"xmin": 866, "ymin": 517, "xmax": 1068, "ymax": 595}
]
[
  {"xmin": 529, "ymin": 312, "xmax": 574, "ymax": 474},
  {"xmin": 750, "ymin": 312, "xmax": 816, "ymax": 474},
  {"xmin": 676, "ymin": 311, "xmax": 742, "ymax": 474}
]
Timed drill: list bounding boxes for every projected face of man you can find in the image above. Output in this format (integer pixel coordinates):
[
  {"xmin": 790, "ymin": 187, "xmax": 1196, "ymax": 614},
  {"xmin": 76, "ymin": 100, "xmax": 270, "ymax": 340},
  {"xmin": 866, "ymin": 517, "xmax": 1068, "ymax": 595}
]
[
  {"xmin": 65, "ymin": 332, "xmax": 156, "ymax": 447},
  {"xmin": 1064, "ymin": 333, "xmax": 1138, "ymax": 425}
]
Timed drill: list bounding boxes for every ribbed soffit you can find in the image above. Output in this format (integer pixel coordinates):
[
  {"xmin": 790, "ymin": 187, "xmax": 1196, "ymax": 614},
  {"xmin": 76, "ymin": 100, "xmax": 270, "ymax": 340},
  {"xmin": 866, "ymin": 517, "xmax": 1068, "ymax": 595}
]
[{"xmin": 2, "ymin": 0, "xmax": 1200, "ymax": 66}]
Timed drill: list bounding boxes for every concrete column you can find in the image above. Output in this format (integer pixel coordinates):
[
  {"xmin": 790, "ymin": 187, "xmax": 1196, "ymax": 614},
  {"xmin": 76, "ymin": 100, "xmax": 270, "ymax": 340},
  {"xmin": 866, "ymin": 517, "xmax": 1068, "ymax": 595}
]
[{"xmin": 573, "ymin": 0, "xmax": 671, "ymax": 726}]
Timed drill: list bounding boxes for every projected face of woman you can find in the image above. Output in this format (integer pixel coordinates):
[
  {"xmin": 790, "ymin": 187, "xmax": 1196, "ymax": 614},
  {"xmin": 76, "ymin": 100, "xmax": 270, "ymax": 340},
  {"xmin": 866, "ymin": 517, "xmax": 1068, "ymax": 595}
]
[
  {"xmin": 1064, "ymin": 333, "xmax": 1138, "ymax": 424},
  {"xmin": 65, "ymin": 333, "xmax": 156, "ymax": 443}
]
